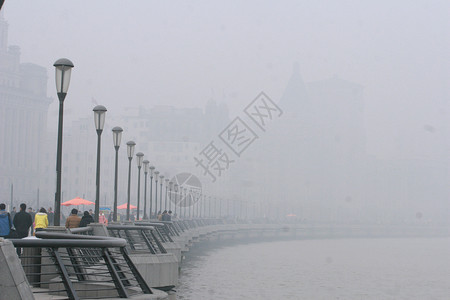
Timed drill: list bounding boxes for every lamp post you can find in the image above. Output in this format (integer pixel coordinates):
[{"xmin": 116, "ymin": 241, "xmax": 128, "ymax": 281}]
[
  {"xmin": 169, "ymin": 181, "xmax": 173, "ymax": 211},
  {"xmin": 93, "ymin": 105, "xmax": 107, "ymax": 222},
  {"xmin": 112, "ymin": 126, "xmax": 123, "ymax": 222},
  {"xmin": 159, "ymin": 175, "xmax": 164, "ymax": 213},
  {"xmin": 174, "ymin": 183, "xmax": 179, "ymax": 217},
  {"xmin": 197, "ymin": 192, "xmax": 200, "ymax": 218},
  {"xmin": 199, "ymin": 193, "xmax": 202, "ymax": 218},
  {"xmin": 149, "ymin": 166, "xmax": 155, "ymax": 218},
  {"xmin": 135, "ymin": 152, "xmax": 144, "ymax": 220},
  {"xmin": 143, "ymin": 160, "xmax": 149, "ymax": 219},
  {"xmin": 208, "ymin": 196, "xmax": 212, "ymax": 218},
  {"xmin": 188, "ymin": 188, "xmax": 192, "ymax": 219},
  {"xmin": 183, "ymin": 187, "xmax": 188, "ymax": 219},
  {"xmin": 154, "ymin": 171, "xmax": 160, "ymax": 217},
  {"xmin": 53, "ymin": 58, "xmax": 74, "ymax": 226},
  {"xmin": 126, "ymin": 141, "xmax": 136, "ymax": 221},
  {"xmin": 164, "ymin": 178, "xmax": 169, "ymax": 210}
]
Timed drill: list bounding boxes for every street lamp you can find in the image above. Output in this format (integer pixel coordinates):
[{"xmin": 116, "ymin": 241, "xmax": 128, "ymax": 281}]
[
  {"xmin": 112, "ymin": 126, "xmax": 123, "ymax": 222},
  {"xmin": 164, "ymin": 178, "xmax": 169, "ymax": 210},
  {"xmin": 174, "ymin": 183, "xmax": 179, "ymax": 218},
  {"xmin": 53, "ymin": 58, "xmax": 74, "ymax": 226},
  {"xmin": 168, "ymin": 181, "xmax": 174, "ymax": 211},
  {"xmin": 143, "ymin": 160, "xmax": 149, "ymax": 219},
  {"xmin": 93, "ymin": 105, "xmax": 107, "ymax": 222},
  {"xmin": 183, "ymin": 187, "xmax": 188, "ymax": 219},
  {"xmin": 159, "ymin": 175, "xmax": 164, "ymax": 214},
  {"xmin": 126, "ymin": 141, "xmax": 136, "ymax": 221},
  {"xmin": 154, "ymin": 171, "xmax": 160, "ymax": 217},
  {"xmin": 149, "ymin": 166, "xmax": 155, "ymax": 218},
  {"xmin": 199, "ymin": 193, "xmax": 202, "ymax": 218},
  {"xmin": 135, "ymin": 152, "xmax": 144, "ymax": 220}
]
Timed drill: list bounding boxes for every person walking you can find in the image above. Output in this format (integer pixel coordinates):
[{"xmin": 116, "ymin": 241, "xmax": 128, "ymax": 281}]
[
  {"xmin": 79, "ymin": 211, "xmax": 95, "ymax": 227},
  {"xmin": 47, "ymin": 207, "xmax": 54, "ymax": 226},
  {"xmin": 34, "ymin": 207, "xmax": 49, "ymax": 233},
  {"xmin": 13, "ymin": 203, "xmax": 32, "ymax": 238},
  {"xmin": 98, "ymin": 211, "xmax": 108, "ymax": 225},
  {"xmin": 10, "ymin": 206, "xmax": 17, "ymax": 221},
  {"xmin": 65, "ymin": 209, "xmax": 81, "ymax": 229},
  {"xmin": 0, "ymin": 203, "xmax": 12, "ymax": 238},
  {"xmin": 27, "ymin": 207, "xmax": 36, "ymax": 236}
]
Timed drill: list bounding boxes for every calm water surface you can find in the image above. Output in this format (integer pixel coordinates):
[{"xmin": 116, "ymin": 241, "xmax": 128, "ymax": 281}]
[{"xmin": 177, "ymin": 237, "xmax": 450, "ymax": 299}]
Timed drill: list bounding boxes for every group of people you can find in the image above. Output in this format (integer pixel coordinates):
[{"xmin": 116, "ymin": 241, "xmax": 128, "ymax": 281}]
[
  {"xmin": 157, "ymin": 210, "xmax": 173, "ymax": 221},
  {"xmin": 0, "ymin": 203, "xmax": 55, "ymax": 238},
  {"xmin": 0, "ymin": 203, "xmax": 113, "ymax": 238},
  {"xmin": 65, "ymin": 208, "xmax": 106, "ymax": 228},
  {"xmin": 1, "ymin": 203, "xmax": 175, "ymax": 239}
]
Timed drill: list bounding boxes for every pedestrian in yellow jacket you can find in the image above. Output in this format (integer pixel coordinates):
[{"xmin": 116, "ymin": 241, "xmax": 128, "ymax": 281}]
[{"xmin": 34, "ymin": 207, "xmax": 48, "ymax": 233}]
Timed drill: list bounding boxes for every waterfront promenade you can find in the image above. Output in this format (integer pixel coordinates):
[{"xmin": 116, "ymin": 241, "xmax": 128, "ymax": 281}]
[{"xmin": 1, "ymin": 219, "xmax": 449, "ymax": 299}]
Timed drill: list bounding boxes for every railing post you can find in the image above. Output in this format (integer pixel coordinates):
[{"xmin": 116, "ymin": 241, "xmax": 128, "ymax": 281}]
[
  {"xmin": 51, "ymin": 248, "xmax": 80, "ymax": 300},
  {"xmin": 66, "ymin": 248, "xmax": 86, "ymax": 282},
  {"xmin": 120, "ymin": 248, "xmax": 153, "ymax": 294},
  {"xmin": 102, "ymin": 248, "xmax": 129, "ymax": 298},
  {"xmin": 140, "ymin": 230, "xmax": 157, "ymax": 254}
]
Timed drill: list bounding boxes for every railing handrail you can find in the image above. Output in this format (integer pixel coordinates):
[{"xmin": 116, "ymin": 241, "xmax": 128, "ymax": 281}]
[
  {"xmin": 137, "ymin": 222, "xmax": 168, "ymax": 227},
  {"xmin": 107, "ymin": 225, "xmax": 155, "ymax": 230},
  {"xmin": 36, "ymin": 231, "xmax": 118, "ymax": 240},
  {"xmin": 10, "ymin": 237, "xmax": 126, "ymax": 248},
  {"xmin": 69, "ymin": 226, "xmax": 93, "ymax": 234}
]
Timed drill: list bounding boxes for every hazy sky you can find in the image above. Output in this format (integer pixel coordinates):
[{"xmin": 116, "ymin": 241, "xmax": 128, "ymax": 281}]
[{"xmin": 2, "ymin": 0, "xmax": 450, "ymax": 158}]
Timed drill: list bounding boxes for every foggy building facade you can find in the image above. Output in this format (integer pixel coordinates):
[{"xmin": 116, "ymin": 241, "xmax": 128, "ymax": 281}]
[
  {"xmin": 37, "ymin": 101, "xmax": 230, "ymax": 209},
  {"xmin": 0, "ymin": 14, "xmax": 51, "ymax": 206},
  {"xmin": 246, "ymin": 64, "xmax": 450, "ymax": 224}
]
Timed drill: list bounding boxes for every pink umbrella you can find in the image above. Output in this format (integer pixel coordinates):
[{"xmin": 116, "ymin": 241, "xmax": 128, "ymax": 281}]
[
  {"xmin": 62, "ymin": 197, "xmax": 94, "ymax": 206},
  {"xmin": 117, "ymin": 203, "xmax": 137, "ymax": 210}
]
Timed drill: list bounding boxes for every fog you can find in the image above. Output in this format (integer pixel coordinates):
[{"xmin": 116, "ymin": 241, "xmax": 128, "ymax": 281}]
[{"xmin": 1, "ymin": 1, "xmax": 450, "ymax": 224}]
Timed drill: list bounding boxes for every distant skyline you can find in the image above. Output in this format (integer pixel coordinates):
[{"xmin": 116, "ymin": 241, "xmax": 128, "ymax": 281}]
[{"xmin": 1, "ymin": 1, "xmax": 449, "ymax": 160}]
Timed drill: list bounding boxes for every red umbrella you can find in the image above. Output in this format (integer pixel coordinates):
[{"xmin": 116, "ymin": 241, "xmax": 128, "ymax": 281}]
[
  {"xmin": 61, "ymin": 197, "xmax": 95, "ymax": 206},
  {"xmin": 117, "ymin": 203, "xmax": 137, "ymax": 210}
]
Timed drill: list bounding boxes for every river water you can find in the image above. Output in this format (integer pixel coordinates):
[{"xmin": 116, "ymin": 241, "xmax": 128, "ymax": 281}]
[{"xmin": 177, "ymin": 237, "xmax": 450, "ymax": 299}]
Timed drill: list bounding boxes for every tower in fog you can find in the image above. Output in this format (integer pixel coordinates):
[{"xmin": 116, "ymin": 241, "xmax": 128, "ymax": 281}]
[{"xmin": 256, "ymin": 63, "xmax": 366, "ymax": 221}]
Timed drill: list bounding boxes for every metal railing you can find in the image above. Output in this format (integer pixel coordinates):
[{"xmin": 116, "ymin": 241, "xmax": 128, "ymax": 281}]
[
  {"xmin": 11, "ymin": 233, "xmax": 152, "ymax": 300},
  {"xmin": 136, "ymin": 222, "xmax": 177, "ymax": 242},
  {"xmin": 69, "ymin": 226, "xmax": 94, "ymax": 235},
  {"xmin": 107, "ymin": 225, "xmax": 167, "ymax": 254}
]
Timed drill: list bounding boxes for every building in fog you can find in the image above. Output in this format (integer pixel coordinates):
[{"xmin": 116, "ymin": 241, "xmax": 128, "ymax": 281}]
[
  {"xmin": 247, "ymin": 63, "xmax": 450, "ymax": 224},
  {"xmin": 38, "ymin": 100, "xmax": 230, "ymax": 210},
  {"xmin": 0, "ymin": 14, "xmax": 51, "ymax": 207}
]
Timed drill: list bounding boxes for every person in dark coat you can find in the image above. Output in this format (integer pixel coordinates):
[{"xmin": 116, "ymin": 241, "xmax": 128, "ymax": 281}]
[
  {"xmin": 10, "ymin": 206, "xmax": 17, "ymax": 221},
  {"xmin": 161, "ymin": 210, "xmax": 169, "ymax": 221},
  {"xmin": 79, "ymin": 211, "xmax": 95, "ymax": 227},
  {"xmin": 13, "ymin": 203, "xmax": 33, "ymax": 238},
  {"xmin": 47, "ymin": 207, "xmax": 54, "ymax": 226},
  {"xmin": 27, "ymin": 207, "xmax": 36, "ymax": 235}
]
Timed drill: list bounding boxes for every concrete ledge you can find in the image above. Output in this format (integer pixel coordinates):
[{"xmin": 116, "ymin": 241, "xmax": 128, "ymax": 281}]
[
  {"xmin": 0, "ymin": 238, "xmax": 35, "ymax": 300},
  {"xmin": 131, "ymin": 252, "xmax": 178, "ymax": 288}
]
